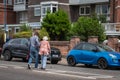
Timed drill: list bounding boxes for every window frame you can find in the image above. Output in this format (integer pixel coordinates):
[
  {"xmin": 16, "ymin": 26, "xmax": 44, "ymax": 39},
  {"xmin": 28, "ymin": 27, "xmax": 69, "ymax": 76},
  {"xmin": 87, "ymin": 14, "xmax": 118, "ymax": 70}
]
[
  {"xmin": 41, "ymin": 2, "xmax": 58, "ymax": 18},
  {"xmin": 79, "ymin": 6, "xmax": 90, "ymax": 15},
  {"xmin": 34, "ymin": 7, "xmax": 41, "ymax": 16},
  {"xmin": 95, "ymin": 4, "xmax": 109, "ymax": 15},
  {"xmin": 14, "ymin": 0, "xmax": 24, "ymax": 4}
]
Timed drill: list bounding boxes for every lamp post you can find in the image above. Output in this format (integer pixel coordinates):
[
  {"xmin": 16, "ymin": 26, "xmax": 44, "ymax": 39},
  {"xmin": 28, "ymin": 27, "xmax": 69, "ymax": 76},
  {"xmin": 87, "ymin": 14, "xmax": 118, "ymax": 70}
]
[{"xmin": 3, "ymin": 0, "xmax": 8, "ymax": 42}]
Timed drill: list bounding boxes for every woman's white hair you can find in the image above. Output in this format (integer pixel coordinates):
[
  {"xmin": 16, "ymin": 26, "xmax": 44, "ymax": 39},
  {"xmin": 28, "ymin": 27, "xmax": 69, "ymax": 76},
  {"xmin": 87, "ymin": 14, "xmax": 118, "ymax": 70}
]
[{"xmin": 43, "ymin": 36, "xmax": 48, "ymax": 41}]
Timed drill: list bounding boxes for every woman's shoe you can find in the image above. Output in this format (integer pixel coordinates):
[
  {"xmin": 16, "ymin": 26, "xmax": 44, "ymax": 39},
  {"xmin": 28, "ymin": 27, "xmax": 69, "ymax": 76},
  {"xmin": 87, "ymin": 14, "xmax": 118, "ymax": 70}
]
[{"xmin": 41, "ymin": 67, "xmax": 46, "ymax": 70}]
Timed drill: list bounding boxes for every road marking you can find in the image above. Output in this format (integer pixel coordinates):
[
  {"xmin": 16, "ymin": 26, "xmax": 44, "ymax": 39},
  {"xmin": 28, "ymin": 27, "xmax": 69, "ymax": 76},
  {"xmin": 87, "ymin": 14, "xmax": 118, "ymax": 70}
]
[
  {"xmin": 0, "ymin": 64, "xmax": 25, "ymax": 69},
  {"xmin": 47, "ymin": 69, "xmax": 100, "ymax": 75},
  {"xmin": 91, "ymin": 75, "xmax": 113, "ymax": 78},
  {"xmin": 32, "ymin": 69, "xmax": 114, "ymax": 79},
  {"xmin": 33, "ymin": 70, "xmax": 96, "ymax": 79},
  {"xmin": 0, "ymin": 65, "xmax": 8, "ymax": 68},
  {"xmin": 0, "ymin": 64, "xmax": 114, "ymax": 79},
  {"xmin": 13, "ymin": 66, "xmax": 24, "ymax": 69},
  {"xmin": 47, "ymin": 69, "xmax": 114, "ymax": 78}
]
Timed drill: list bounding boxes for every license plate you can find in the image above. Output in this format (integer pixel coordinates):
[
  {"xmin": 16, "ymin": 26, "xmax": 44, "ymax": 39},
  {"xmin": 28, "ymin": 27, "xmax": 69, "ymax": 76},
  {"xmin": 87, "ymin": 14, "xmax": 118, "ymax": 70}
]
[{"xmin": 52, "ymin": 55, "xmax": 58, "ymax": 57}]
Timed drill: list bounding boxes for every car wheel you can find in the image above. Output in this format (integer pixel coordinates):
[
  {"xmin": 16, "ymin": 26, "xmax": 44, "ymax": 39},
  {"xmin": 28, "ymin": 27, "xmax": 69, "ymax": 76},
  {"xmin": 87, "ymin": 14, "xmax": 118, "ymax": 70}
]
[
  {"xmin": 3, "ymin": 50, "xmax": 12, "ymax": 61},
  {"xmin": 98, "ymin": 58, "xmax": 108, "ymax": 69},
  {"xmin": 67, "ymin": 56, "xmax": 76, "ymax": 66},
  {"xmin": 51, "ymin": 60, "xmax": 58, "ymax": 64},
  {"xmin": 85, "ymin": 64, "xmax": 92, "ymax": 68}
]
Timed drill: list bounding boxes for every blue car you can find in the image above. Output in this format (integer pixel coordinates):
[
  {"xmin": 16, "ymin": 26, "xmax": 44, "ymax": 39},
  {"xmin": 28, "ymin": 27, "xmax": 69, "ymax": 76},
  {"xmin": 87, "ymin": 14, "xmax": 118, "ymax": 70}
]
[{"xmin": 66, "ymin": 42, "xmax": 120, "ymax": 69}]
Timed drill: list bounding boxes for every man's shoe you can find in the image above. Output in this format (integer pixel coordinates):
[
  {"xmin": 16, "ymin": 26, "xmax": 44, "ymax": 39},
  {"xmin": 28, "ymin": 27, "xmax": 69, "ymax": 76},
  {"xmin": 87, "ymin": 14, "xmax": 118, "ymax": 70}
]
[
  {"xmin": 42, "ymin": 68, "xmax": 46, "ymax": 70},
  {"xmin": 28, "ymin": 64, "xmax": 31, "ymax": 69}
]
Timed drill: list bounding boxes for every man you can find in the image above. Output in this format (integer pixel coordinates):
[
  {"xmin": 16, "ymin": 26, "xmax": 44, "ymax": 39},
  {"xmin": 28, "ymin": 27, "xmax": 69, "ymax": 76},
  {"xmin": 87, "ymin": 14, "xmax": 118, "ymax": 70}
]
[{"xmin": 28, "ymin": 31, "xmax": 40, "ymax": 69}]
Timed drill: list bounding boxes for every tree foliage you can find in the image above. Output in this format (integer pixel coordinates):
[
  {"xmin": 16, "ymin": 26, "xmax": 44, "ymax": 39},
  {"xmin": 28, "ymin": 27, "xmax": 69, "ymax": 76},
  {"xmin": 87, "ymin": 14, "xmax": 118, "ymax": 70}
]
[
  {"xmin": 20, "ymin": 24, "xmax": 31, "ymax": 32},
  {"xmin": 71, "ymin": 16, "xmax": 106, "ymax": 42},
  {"xmin": 42, "ymin": 9, "xmax": 71, "ymax": 40},
  {"xmin": 13, "ymin": 27, "xmax": 49, "ymax": 40}
]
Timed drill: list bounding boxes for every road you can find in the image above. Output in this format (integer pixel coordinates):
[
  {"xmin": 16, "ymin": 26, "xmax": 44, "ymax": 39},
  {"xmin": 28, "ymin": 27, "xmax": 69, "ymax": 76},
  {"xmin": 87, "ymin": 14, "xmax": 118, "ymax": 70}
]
[{"xmin": 0, "ymin": 58, "xmax": 120, "ymax": 80}]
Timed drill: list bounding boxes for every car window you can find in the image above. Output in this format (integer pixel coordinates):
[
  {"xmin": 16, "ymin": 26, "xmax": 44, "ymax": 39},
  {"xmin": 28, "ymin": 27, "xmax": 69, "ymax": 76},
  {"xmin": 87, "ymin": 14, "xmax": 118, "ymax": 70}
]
[
  {"xmin": 83, "ymin": 43, "xmax": 96, "ymax": 51},
  {"xmin": 73, "ymin": 43, "xmax": 83, "ymax": 50},
  {"xmin": 10, "ymin": 39, "xmax": 21, "ymax": 44},
  {"xmin": 21, "ymin": 39, "xmax": 29, "ymax": 45},
  {"xmin": 97, "ymin": 44, "xmax": 115, "ymax": 52}
]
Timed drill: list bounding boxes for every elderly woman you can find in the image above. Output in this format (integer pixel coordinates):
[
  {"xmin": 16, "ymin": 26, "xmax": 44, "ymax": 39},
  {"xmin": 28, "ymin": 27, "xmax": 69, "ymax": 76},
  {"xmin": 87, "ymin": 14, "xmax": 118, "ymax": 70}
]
[{"xmin": 39, "ymin": 36, "xmax": 50, "ymax": 70}]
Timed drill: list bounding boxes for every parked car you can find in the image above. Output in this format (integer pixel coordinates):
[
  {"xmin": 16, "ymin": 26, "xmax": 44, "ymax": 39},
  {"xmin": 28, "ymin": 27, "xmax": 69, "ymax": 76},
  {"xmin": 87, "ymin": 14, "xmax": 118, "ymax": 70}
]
[
  {"xmin": 2, "ymin": 38, "xmax": 61, "ymax": 64},
  {"xmin": 0, "ymin": 48, "xmax": 2, "ymax": 58},
  {"xmin": 66, "ymin": 42, "xmax": 120, "ymax": 69}
]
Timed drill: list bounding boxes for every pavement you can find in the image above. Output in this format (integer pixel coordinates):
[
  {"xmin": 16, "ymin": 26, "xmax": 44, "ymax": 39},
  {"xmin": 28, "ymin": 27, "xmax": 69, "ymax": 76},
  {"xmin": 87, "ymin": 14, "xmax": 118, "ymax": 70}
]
[{"xmin": 58, "ymin": 57, "xmax": 67, "ymax": 65}]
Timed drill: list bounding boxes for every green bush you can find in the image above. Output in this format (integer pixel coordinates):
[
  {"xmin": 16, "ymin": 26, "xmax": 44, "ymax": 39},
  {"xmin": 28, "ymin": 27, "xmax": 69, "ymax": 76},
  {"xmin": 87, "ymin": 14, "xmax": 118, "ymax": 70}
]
[
  {"xmin": 13, "ymin": 31, "xmax": 32, "ymax": 38},
  {"xmin": 39, "ymin": 27, "xmax": 49, "ymax": 40},
  {"xmin": 71, "ymin": 16, "xmax": 106, "ymax": 42},
  {"xmin": 0, "ymin": 30, "xmax": 4, "ymax": 47},
  {"xmin": 13, "ymin": 27, "xmax": 49, "ymax": 40}
]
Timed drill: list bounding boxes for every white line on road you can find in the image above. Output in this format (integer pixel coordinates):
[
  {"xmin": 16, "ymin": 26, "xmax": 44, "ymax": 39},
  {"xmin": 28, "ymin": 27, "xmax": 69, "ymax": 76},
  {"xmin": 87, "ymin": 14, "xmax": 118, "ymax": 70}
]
[
  {"xmin": 47, "ymin": 69, "xmax": 100, "ymax": 75},
  {"xmin": 13, "ymin": 66, "xmax": 24, "ymax": 69},
  {"xmin": 0, "ymin": 64, "xmax": 114, "ymax": 79},
  {"xmin": 0, "ymin": 64, "xmax": 25, "ymax": 69},
  {"xmin": 47, "ymin": 69, "xmax": 114, "ymax": 78},
  {"xmin": 0, "ymin": 66, "xmax": 8, "ymax": 68},
  {"xmin": 33, "ymin": 70, "xmax": 96, "ymax": 80}
]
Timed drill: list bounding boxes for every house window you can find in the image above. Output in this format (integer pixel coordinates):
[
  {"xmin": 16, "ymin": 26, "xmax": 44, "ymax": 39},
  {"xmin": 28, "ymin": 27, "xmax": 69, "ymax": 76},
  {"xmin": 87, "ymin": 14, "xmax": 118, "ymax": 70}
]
[
  {"xmin": 41, "ymin": 2, "xmax": 58, "ymax": 18},
  {"xmin": 34, "ymin": 7, "xmax": 41, "ymax": 16},
  {"xmin": 19, "ymin": 12, "xmax": 27, "ymax": 23},
  {"xmin": 95, "ymin": 4, "xmax": 109, "ymax": 15},
  {"xmin": 14, "ymin": 27, "xmax": 20, "ymax": 33},
  {"xmin": 79, "ymin": 6, "xmax": 90, "ymax": 15},
  {"xmin": 14, "ymin": 0, "xmax": 24, "ymax": 4},
  {"xmin": 7, "ymin": 0, "xmax": 12, "ymax": 5}
]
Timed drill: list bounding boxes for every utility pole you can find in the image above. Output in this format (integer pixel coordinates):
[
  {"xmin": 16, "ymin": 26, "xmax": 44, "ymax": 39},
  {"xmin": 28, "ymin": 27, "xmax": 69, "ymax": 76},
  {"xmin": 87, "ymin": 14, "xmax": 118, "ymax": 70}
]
[{"xmin": 3, "ymin": 0, "xmax": 8, "ymax": 42}]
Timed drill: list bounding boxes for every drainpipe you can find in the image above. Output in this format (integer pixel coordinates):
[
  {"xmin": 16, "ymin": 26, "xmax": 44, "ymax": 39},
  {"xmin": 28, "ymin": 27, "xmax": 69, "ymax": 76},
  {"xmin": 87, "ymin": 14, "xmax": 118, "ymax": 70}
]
[{"xmin": 113, "ymin": 0, "xmax": 115, "ymax": 22}]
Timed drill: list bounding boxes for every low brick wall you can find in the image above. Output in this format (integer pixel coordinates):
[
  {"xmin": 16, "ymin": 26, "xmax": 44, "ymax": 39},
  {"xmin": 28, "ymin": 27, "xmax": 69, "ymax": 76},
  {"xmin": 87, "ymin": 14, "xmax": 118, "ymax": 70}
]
[
  {"xmin": 50, "ymin": 41, "xmax": 70, "ymax": 56},
  {"xmin": 49, "ymin": 36, "xmax": 80, "ymax": 56},
  {"xmin": 49, "ymin": 36, "xmax": 120, "ymax": 57}
]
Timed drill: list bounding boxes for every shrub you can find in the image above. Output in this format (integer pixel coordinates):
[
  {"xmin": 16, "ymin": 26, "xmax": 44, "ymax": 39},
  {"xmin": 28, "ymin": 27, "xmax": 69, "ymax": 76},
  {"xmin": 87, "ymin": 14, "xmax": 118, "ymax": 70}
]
[
  {"xmin": 13, "ymin": 28, "xmax": 49, "ymax": 40},
  {"xmin": 0, "ymin": 30, "xmax": 4, "ymax": 47}
]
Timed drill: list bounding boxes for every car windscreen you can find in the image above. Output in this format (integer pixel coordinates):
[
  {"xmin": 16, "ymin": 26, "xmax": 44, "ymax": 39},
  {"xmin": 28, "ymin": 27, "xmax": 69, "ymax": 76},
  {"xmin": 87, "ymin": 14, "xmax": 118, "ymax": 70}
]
[{"xmin": 97, "ymin": 44, "xmax": 115, "ymax": 52}]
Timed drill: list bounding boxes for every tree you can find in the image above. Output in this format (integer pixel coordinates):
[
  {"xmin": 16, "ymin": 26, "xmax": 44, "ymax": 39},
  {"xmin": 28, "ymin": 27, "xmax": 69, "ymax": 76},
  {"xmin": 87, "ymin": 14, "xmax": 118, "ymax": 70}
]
[
  {"xmin": 42, "ymin": 9, "xmax": 71, "ymax": 40},
  {"xmin": 71, "ymin": 16, "xmax": 106, "ymax": 42}
]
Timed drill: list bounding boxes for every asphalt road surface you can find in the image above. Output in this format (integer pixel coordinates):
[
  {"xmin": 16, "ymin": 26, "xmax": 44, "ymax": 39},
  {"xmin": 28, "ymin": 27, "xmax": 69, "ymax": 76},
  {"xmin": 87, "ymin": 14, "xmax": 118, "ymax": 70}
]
[{"xmin": 0, "ymin": 58, "xmax": 120, "ymax": 80}]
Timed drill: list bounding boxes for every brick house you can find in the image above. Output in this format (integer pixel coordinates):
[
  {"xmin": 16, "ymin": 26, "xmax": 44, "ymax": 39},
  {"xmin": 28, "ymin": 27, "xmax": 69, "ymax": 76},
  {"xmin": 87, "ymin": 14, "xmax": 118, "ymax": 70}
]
[
  {"xmin": 27, "ymin": 0, "xmax": 110, "ymax": 24},
  {"xmin": 0, "ymin": 0, "xmax": 16, "ymax": 26},
  {"xmin": 110, "ymin": 0, "xmax": 120, "ymax": 23},
  {"xmin": 0, "ymin": 0, "xmax": 120, "ymax": 36}
]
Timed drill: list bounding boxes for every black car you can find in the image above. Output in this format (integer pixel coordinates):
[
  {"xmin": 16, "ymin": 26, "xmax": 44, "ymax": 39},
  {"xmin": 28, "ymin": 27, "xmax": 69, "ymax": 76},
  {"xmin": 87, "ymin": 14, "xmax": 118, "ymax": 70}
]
[
  {"xmin": 0, "ymin": 48, "xmax": 2, "ymax": 58},
  {"xmin": 1, "ymin": 38, "xmax": 61, "ymax": 64}
]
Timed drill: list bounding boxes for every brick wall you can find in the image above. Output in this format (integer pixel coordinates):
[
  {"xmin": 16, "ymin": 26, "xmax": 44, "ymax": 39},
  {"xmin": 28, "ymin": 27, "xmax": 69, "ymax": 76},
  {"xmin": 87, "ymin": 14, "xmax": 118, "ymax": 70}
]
[
  {"xmin": 50, "ymin": 36, "xmax": 80, "ymax": 56},
  {"xmin": 88, "ymin": 36, "xmax": 98, "ymax": 43},
  {"xmin": 51, "ymin": 35, "xmax": 120, "ymax": 56},
  {"xmin": 0, "ymin": 4, "xmax": 16, "ymax": 24},
  {"xmin": 50, "ymin": 41, "xmax": 70, "ymax": 56}
]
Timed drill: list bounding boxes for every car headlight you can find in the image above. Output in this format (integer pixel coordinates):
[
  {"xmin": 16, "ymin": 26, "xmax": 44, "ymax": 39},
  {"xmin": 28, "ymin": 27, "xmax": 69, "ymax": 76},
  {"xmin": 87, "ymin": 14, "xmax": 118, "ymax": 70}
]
[{"xmin": 109, "ymin": 54, "xmax": 117, "ymax": 58}]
